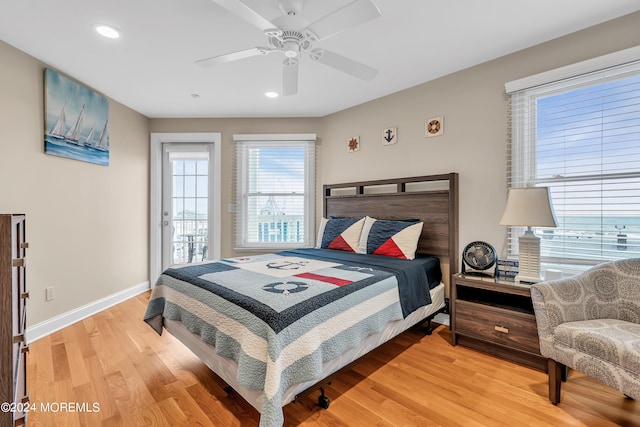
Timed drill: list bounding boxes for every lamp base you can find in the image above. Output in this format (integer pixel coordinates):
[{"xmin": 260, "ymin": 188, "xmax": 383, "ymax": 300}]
[{"xmin": 517, "ymin": 229, "xmax": 543, "ymax": 284}]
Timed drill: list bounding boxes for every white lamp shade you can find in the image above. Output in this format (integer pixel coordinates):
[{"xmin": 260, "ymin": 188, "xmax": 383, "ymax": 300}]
[{"xmin": 500, "ymin": 187, "xmax": 558, "ymax": 227}]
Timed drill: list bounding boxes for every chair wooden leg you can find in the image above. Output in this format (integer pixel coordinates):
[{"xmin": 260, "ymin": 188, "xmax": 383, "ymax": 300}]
[{"xmin": 548, "ymin": 359, "xmax": 562, "ymax": 405}]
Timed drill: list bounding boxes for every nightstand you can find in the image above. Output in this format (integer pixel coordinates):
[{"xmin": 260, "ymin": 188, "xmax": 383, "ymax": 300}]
[{"xmin": 450, "ymin": 273, "xmax": 547, "ymax": 371}]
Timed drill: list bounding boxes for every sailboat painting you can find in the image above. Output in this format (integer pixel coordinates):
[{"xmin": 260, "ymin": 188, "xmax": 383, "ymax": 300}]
[{"xmin": 44, "ymin": 68, "xmax": 109, "ymax": 166}]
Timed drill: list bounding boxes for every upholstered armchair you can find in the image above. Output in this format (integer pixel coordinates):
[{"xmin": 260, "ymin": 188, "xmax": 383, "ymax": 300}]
[{"xmin": 530, "ymin": 259, "xmax": 640, "ymax": 404}]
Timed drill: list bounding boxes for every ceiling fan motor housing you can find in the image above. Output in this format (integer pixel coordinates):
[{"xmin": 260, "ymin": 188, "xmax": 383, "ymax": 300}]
[
  {"xmin": 269, "ymin": 14, "xmax": 316, "ymax": 57},
  {"xmin": 201, "ymin": 0, "xmax": 381, "ymax": 95}
]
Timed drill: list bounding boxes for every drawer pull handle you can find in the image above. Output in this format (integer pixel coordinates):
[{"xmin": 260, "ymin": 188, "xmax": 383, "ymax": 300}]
[{"xmin": 495, "ymin": 325, "xmax": 509, "ymax": 334}]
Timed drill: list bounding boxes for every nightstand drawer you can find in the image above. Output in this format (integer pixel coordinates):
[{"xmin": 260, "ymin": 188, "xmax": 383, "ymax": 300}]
[{"xmin": 455, "ymin": 300, "xmax": 540, "ymax": 354}]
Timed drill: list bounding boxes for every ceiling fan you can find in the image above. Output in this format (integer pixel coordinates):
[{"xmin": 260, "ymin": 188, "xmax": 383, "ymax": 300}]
[{"xmin": 197, "ymin": 0, "xmax": 381, "ymax": 96}]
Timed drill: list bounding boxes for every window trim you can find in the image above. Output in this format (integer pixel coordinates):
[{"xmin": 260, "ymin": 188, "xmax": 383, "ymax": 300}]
[
  {"xmin": 233, "ymin": 133, "xmax": 316, "ymax": 251},
  {"xmin": 505, "ymin": 45, "xmax": 640, "ymax": 273},
  {"xmin": 505, "ymin": 45, "xmax": 640, "ymax": 94}
]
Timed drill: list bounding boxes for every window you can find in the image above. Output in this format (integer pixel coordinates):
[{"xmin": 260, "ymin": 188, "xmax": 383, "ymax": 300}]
[
  {"xmin": 168, "ymin": 149, "xmax": 209, "ymax": 265},
  {"xmin": 234, "ymin": 134, "xmax": 316, "ymax": 250},
  {"xmin": 506, "ymin": 48, "xmax": 640, "ymax": 271}
]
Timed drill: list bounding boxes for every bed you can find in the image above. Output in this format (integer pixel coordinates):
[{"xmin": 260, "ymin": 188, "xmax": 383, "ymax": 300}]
[{"xmin": 144, "ymin": 173, "xmax": 459, "ymax": 427}]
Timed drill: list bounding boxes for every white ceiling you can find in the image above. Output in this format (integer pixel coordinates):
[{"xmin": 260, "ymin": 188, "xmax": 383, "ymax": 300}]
[{"xmin": 1, "ymin": 0, "xmax": 639, "ymax": 118}]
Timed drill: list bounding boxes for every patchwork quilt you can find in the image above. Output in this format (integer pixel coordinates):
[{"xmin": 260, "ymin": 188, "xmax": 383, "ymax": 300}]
[{"xmin": 144, "ymin": 248, "xmax": 437, "ymax": 427}]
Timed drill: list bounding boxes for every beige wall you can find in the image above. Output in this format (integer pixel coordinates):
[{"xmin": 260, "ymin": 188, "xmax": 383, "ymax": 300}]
[
  {"xmin": 151, "ymin": 12, "xmax": 640, "ymax": 293},
  {"xmin": 320, "ymin": 11, "xmax": 640, "ymax": 272},
  {"xmin": 149, "ymin": 118, "xmax": 322, "ymax": 258},
  {"xmin": 0, "ymin": 40, "xmax": 150, "ymax": 326},
  {"xmin": 2, "ymin": 10, "xmax": 639, "ymax": 327}
]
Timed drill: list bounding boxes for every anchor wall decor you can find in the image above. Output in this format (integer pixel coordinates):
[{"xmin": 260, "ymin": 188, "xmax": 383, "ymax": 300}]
[{"xmin": 382, "ymin": 126, "xmax": 397, "ymax": 146}]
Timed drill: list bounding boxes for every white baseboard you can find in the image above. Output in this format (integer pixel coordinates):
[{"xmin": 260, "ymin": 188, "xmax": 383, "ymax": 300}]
[{"xmin": 26, "ymin": 281, "xmax": 150, "ymax": 343}]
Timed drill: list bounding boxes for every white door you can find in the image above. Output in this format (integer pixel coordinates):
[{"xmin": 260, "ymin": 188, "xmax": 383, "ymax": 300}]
[{"xmin": 150, "ymin": 133, "xmax": 221, "ymax": 285}]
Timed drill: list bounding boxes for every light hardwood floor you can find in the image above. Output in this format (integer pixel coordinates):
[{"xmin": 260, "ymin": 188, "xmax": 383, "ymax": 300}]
[{"xmin": 26, "ymin": 292, "xmax": 639, "ymax": 426}]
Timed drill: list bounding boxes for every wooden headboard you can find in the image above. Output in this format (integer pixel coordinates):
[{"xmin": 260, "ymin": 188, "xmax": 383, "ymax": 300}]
[{"xmin": 323, "ymin": 173, "xmax": 459, "ymax": 285}]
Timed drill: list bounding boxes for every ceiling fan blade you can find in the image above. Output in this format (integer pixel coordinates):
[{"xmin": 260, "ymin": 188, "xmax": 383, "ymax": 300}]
[
  {"xmin": 309, "ymin": 49, "xmax": 377, "ymax": 81},
  {"xmin": 282, "ymin": 58, "xmax": 298, "ymax": 96},
  {"xmin": 210, "ymin": 0, "xmax": 276, "ymax": 32},
  {"xmin": 196, "ymin": 47, "xmax": 274, "ymax": 67},
  {"xmin": 306, "ymin": 0, "xmax": 381, "ymax": 40}
]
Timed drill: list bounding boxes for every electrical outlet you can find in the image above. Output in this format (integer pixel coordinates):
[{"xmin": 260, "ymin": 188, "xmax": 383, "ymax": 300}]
[{"xmin": 46, "ymin": 286, "xmax": 55, "ymax": 301}]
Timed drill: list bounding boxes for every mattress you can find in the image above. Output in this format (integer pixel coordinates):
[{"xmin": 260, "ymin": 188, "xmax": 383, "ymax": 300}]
[{"xmin": 164, "ymin": 282, "xmax": 445, "ymax": 412}]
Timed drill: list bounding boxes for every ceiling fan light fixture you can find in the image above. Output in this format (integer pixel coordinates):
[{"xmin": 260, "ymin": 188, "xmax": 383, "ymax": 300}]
[
  {"xmin": 201, "ymin": 0, "xmax": 381, "ymax": 94},
  {"xmin": 93, "ymin": 24, "xmax": 121, "ymax": 39},
  {"xmin": 282, "ymin": 41, "xmax": 300, "ymax": 58}
]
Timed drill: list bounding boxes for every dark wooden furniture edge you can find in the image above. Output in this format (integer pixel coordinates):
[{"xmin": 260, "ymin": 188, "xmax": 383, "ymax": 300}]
[
  {"xmin": 456, "ymin": 335, "xmax": 547, "ymax": 371},
  {"xmin": 294, "ymin": 173, "xmax": 460, "ymax": 408},
  {"xmin": 0, "ymin": 216, "xmax": 11, "ymax": 427},
  {"xmin": 0, "ymin": 214, "xmax": 28, "ymax": 426},
  {"xmin": 322, "ymin": 173, "xmax": 459, "ymax": 282},
  {"xmin": 450, "ymin": 273, "xmax": 547, "ymax": 371}
]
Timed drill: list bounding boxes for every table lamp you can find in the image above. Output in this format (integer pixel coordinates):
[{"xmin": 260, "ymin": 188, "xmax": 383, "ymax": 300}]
[{"xmin": 500, "ymin": 187, "xmax": 558, "ymax": 283}]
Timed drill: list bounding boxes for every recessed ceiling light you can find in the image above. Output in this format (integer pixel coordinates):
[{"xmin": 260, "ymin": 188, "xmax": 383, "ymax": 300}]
[
  {"xmin": 265, "ymin": 91, "xmax": 279, "ymax": 98},
  {"xmin": 93, "ymin": 24, "xmax": 121, "ymax": 39},
  {"xmin": 190, "ymin": 93, "xmax": 200, "ymax": 99}
]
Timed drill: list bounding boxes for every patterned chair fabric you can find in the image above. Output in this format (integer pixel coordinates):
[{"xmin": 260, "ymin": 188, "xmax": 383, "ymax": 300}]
[{"xmin": 531, "ymin": 258, "xmax": 640, "ymax": 404}]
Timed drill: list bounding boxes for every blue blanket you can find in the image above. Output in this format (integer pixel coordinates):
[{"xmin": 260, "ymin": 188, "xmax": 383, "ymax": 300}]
[
  {"xmin": 281, "ymin": 248, "xmax": 439, "ymax": 317},
  {"xmin": 144, "ymin": 249, "xmax": 439, "ymax": 427}
]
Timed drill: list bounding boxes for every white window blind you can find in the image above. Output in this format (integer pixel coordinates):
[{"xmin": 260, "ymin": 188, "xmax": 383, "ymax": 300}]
[
  {"xmin": 507, "ymin": 58, "xmax": 640, "ymax": 270},
  {"xmin": 234, "ymin": 134, "xmax": 316, "ymax": 250}
]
